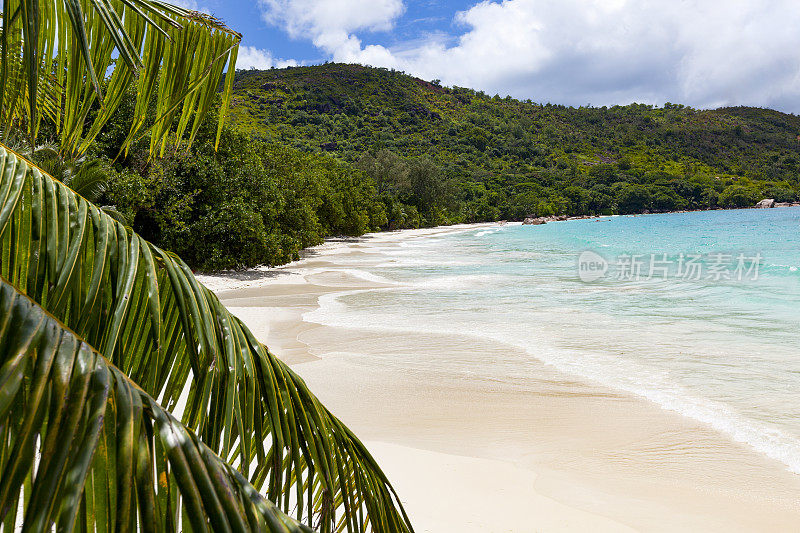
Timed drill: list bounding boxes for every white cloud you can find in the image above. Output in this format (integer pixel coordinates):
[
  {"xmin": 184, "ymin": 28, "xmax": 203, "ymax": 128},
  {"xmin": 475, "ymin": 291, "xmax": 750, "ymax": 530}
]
[
  {"xmin": 259, "ymin": 0, "xmax": 404, "ymax": 54},
  {"xmin": 170, "ymin": 0, "xmax": 206, "ymax": 13},
  {"xmin": 236, "ymin": 46, "xmax": 298, "ymax": 70},
  {"xmin": 170, "ymin": 0, "xmax": 199, "ymax": 8},
  {"xmin": 259, "ymin": 0, "xmax": 404, "ymax": 35},
  {"xmin": 260, "ymin": 0, "xmax": 800, "ymax": 112}
]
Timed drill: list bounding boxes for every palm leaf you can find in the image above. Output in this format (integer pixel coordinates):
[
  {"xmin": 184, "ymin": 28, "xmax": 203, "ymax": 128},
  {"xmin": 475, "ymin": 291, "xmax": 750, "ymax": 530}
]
[
  {"xmin": 0, "ymin": 143, "xmax": 413, "ymax": 531},
  {"xmin": 0, "ymin": 0, "xmax": 240, "ymax": 157},
  {"xmin": 0, "ymin": 277, "xmax": 314, "ymax": 532}
]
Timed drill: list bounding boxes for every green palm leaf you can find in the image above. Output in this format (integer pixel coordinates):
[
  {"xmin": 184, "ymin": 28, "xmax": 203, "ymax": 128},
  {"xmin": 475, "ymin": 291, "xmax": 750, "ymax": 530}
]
[
  {"xmin": 1, "ymin": 0, "xmax": 240, "ymax": 157},
  {"xmin": 0, "ymin": 277, "xmax": 313, "ymax": 532},
  {"xmin": 0, "ymin": 144, "xmax": 413, "ymax": 531}
]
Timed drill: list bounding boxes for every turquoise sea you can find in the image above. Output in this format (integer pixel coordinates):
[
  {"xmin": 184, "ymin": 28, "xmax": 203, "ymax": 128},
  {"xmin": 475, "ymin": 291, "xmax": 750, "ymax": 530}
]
[{"xmin": 305, "ymin": 207, "xmax": 800, "ymax": 473}]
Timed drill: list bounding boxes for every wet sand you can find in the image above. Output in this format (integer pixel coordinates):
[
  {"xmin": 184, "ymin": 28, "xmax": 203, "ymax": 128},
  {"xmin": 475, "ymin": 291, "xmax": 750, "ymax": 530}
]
[{"xmin": 200, "ymin": 225, "xmax": 800, "ymax": 532}]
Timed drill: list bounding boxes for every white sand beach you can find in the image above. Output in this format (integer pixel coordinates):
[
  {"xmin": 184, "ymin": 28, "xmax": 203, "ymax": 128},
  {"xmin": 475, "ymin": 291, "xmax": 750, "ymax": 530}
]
[{"xmin": 199, "ymin": 224, "xmax": 800, "ymax": 532}]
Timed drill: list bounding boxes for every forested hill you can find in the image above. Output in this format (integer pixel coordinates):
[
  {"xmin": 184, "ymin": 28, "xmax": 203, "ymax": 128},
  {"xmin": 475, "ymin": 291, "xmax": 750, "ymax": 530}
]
[
  {"xmin": 96, "ymin": 63, "xmax": 800, "ymax": 271},
  {"xmin": 230, "ymin": 63, "xmax": 800, "ymax": 220}
]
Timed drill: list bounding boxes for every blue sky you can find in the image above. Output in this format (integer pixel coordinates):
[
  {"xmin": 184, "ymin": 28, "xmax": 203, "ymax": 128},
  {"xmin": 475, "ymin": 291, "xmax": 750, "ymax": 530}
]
[
  {"xmin": 183, "ymin": 0, "xmax": 477, "ymax": 67},
  {"xmin": 179, "ymin": 0, "xmax": 800, "ymax": 113}
]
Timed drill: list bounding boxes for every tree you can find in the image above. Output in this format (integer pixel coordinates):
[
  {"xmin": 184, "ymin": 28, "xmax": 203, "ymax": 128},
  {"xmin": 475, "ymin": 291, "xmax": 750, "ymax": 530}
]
[
  {"xmin": 357, "ymin": 149, "xmax": 410, "ymax": 196},
  {"xmin": 719, "ymin": 184, "xmax": 760, "ymax": 208},
  {"xmin": 0, "ymin": 2, "xmax": 412, "ymax": 531},
  {"xmin": 615, "ymin": 183, "xmax": 652, "ymax": 214},
  {"xmin": 407, "ymin": 156, "xmax": 447, "ymax": 224},
  {"xmin": 1, "ymin": 1, "xmax": 240, "ymax": 158}
]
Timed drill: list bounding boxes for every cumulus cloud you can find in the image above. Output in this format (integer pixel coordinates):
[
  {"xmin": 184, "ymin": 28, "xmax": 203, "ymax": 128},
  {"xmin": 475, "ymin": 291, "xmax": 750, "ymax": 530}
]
[
  {"xmin": 259, "ymin": 0, "xmax": 404, "ymax": 53},
  {"xmin": 237, "ymin": 46, "xmax": 298, "ymax": 70},
  {"xmin": 258, "ymin": 0, "xmax": 800, "ymax": 112}
]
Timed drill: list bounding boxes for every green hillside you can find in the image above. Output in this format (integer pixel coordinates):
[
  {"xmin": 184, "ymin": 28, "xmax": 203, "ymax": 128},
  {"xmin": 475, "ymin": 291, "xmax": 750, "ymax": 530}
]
[
  {"xmin": 230, "ymin": 63, "xmax": 800, "ymax": 220},
  {"xmin": 96, "ymin": 63, "xmax": 800, "ymax": 270}
]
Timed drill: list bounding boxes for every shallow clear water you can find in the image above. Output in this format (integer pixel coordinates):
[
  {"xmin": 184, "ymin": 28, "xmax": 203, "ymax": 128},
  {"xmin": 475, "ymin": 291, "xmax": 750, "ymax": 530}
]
[{"xmin": 305, "ymin": 208, "xmax": 800, "ymax": 473}]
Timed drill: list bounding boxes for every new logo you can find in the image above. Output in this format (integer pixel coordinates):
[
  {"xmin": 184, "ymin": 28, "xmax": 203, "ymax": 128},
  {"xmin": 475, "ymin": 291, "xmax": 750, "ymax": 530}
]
[{"xmin": 578, "ymin": 251, "xmax": 608, "ymax": 282}]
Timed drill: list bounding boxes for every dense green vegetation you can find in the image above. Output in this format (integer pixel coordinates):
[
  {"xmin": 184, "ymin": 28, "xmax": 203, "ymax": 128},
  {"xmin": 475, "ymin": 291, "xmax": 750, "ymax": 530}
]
[
  {"xmin": 233, "ymin": 64, "xmax": 800, "ymax": 214},
  {"xmin": 99, "ymin": 63, "xmax": 800, "ymax": 270},
  {"xmin": 86, "ymin": 100, "xmax": 383, "ymax": 270}
]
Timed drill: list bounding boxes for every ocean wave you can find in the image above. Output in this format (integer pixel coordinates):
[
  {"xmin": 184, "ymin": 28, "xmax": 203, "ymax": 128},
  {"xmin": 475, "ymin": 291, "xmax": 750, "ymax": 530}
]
[
  {"xmin": 303, "ymin": 288, "xmax": 800, "ymax": 474},
  {"xmin": 373, "ymin": 259, "xmax": 477, "ymax": 268},
  {"xmin": 303, "ymin": 267, "xmax": 400, "ymax": 285},
  {"xmin": 408, "ymin": 274, "xmax": 514, "ymax": 291}
]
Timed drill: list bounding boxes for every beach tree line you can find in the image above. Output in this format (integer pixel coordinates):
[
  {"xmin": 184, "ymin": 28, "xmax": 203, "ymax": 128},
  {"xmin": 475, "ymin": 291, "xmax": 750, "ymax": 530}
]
[
  {"xmin": 90, "ymin": 63, "xmax": 799, "ymax": 271},
  {"xmin": 94, "ymin": 118, "xmax": 797, "ymax": 270},
  {"xmin": 230, "ymin": 64, "xmax": 800, "ymax": 218},
  {"xmin": 50, "ymin": 63, "xmax": 798, "ymax": 272}
]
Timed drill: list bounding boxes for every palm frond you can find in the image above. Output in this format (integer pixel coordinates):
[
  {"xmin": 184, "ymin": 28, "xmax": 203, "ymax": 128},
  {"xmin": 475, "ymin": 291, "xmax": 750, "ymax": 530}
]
[
  {"xmin": 98, "ymin": 204, "xmax": 129, "ymax": 225},
  {"xmin": 12, "ymin": 142, "xmax": 108, "ymax": 202},
  {"xmin": 0, "ymin": 277, "xmax": 313, "ymax": 532},
  {"xmin": 66, "ymin": 158, "xmax": 108, "ymax": 200},
  {"xmin": 0, "ymin": 143, "xmax": 413, "ymax": 531},
  {"xmin": 0, "ymin": 1, "xmax": 240, "ymax": 157}
]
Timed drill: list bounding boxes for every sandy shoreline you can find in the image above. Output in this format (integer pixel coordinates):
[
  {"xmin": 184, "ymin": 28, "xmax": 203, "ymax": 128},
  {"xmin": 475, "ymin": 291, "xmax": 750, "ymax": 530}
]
[{"xmin": 200, "ymin": 223, "xmax": 800, "ymax": 532}]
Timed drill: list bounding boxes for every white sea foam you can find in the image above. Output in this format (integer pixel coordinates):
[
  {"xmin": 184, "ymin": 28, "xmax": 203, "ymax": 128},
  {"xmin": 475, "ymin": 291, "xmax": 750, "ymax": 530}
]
[
  {"xmin": 373, "ymin": 259, "xmax": 477, "ymax": 268},
  {"xmin": 302, "ymin": 267, "xmax": 399, "ymax": 285},
  {"xmin": 304, "ymin": 289, "xmax": 800, "ymax": 473}
]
